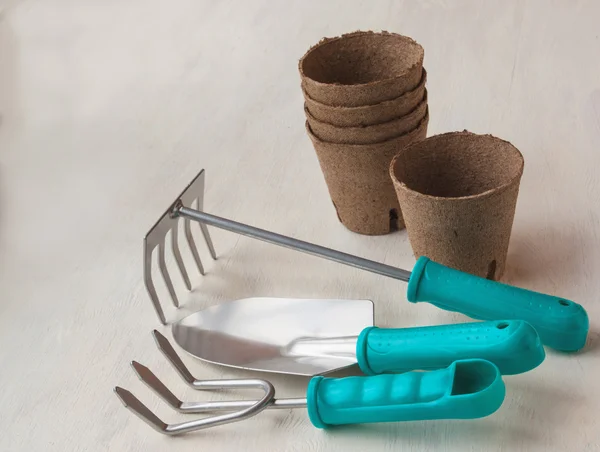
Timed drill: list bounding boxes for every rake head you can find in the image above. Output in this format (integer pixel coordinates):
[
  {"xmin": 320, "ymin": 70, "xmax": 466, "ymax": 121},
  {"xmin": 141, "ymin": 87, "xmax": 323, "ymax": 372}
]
[{"xmin": 143, "ymin": 170, "xmax": 217, "ymax": 325}]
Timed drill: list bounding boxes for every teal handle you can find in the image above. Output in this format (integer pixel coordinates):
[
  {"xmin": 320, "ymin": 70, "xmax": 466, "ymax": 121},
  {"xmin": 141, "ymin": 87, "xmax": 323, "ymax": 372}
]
[
  {"xmin": 407, "ymin": 257, "xmax": 589, "ymax": 352},
  {"xmin": 306, "ymin": 359, "xmax": 505, "ymax": 428},
  {"xmin": 356, "ymin": 320, "xmax": 544, "ymax": 376}
]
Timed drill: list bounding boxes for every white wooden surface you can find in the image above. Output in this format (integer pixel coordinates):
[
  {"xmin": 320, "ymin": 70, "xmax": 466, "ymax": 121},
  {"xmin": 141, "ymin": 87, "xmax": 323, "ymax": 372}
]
[{"xmin": 1, "ymin": 0, "xmax": 599, "ymax": 450}]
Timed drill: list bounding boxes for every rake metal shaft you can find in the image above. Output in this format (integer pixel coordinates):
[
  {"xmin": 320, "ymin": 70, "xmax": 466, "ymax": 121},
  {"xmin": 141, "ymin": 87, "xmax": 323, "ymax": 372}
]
[{"xmin": 176, "ymin": 206, "xmax": 412, "ymax": 282}]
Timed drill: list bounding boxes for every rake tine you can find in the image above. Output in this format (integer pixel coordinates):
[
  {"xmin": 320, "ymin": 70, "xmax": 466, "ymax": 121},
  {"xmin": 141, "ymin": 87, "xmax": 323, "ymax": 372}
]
[
  {"xmin": 199, "ymin": 222, "xmax": 217, "ymax": 260},
  {"xmin": 170, "ymin": 225, "xmax": 192, "ymax": 291},
  {"xmin": 196, "ymin": 198, "xmax": 217, "ymax": 260},
  {"xmin": 158, "ymin": 240, "xmax": 179, "ymax": 307},
  {"xmin": 143, "ymin": 242, "xmax": 167, "ymax": 325},
  {"xmin": 184, "ymin": 217, "xmax": 206, "ymax": 275}
]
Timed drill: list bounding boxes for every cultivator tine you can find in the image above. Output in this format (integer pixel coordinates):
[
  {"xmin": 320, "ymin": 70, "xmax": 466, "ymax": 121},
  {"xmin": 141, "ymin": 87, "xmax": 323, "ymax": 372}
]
[
  {"xmin": 114, "ymin": 387, "xmax": 169, "ymax": 434},
  {"xmin": 152, "ymin": 329, "xmax": 196, "ymax": 385},
  {"xmin": 143, "ymin": 169, "xmax": 217, "ymax": 325},
  {"xmin": 131, "ymin": 361, "xmax": 183, "ymax": 410}
]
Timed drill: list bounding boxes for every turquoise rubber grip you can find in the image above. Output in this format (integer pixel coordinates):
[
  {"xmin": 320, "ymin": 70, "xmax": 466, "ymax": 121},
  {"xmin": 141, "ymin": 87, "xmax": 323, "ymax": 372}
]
[
  {"xmin": 407, "ymin": 257, "xmax": 589, "ymax": 352},
  {"xmin": 356, "ymin": 320, "xmax": 544, "ymax": 376},
  {"xmin": 307, "ymin": 359, "xmax": 505, "ymax": 428}
]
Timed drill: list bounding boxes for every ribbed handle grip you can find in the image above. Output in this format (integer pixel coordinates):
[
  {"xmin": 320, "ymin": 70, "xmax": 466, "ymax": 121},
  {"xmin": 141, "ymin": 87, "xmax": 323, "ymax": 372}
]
[
  {"xmin": 307, "ymin": 359, "xmax": 505, "ymax": 428},
  {"xmin": 356, "ymin": 320, "xmax": 544, "ymax": 375},
  {"xmin": 407, "ymin": 257, "xmax": 589, "ymax": 351}
]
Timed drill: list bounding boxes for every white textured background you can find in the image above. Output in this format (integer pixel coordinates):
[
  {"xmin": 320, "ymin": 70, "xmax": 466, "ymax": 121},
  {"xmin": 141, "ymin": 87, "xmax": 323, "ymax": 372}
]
[{"xmin": 1, "ymin": 0, "xmax": 599, "ymax": 450}]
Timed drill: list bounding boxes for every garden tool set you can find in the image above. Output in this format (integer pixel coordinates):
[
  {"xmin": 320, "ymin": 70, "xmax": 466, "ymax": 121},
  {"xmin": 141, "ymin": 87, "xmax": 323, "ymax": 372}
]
[
  {"xmin": 115, "ymin": 31, "xmax": 590, "ymax": 438},
  {"xmin": 114, "ymin": 168, "xmax": 589, "ymax": 436}
]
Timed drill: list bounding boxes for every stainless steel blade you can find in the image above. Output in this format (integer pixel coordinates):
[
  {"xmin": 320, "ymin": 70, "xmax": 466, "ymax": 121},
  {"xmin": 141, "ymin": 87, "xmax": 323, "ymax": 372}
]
[{"xmin": 172, "ymin": 297, "xmax": 374, "ymax": 376}]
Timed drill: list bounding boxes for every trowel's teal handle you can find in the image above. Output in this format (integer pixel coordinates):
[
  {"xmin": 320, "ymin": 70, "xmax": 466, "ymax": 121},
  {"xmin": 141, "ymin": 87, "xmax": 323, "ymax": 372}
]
[
  {"xmin": 407, "ymin": 257, "xmax": 589, "ymax": 352},
  {"xmin": 306, "ymin": 359, "xmax": 505, "ymax": 428},
  {"xmin": 356, "ymin": 320, "xmax": 544, "ymax": 376}
]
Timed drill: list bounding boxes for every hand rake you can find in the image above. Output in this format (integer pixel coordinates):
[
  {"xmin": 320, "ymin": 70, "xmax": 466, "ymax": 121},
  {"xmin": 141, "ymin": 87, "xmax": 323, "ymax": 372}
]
[{"xmin": 143, "ymin": 169, "xmax": 588, "ymax": 352}]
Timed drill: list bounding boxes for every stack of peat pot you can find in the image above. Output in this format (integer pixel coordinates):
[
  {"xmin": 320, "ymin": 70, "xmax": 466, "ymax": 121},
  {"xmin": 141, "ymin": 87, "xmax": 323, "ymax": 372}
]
[{"xmin": 300, "ymin": 31, "xmax": 429, "ymax": 235}]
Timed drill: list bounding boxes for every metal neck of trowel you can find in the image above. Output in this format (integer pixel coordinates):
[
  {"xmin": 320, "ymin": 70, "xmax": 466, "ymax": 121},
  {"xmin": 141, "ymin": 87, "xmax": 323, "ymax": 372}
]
[{"xmin": 175, "ymin": 206, "xmax": 412, "ymax": 282}]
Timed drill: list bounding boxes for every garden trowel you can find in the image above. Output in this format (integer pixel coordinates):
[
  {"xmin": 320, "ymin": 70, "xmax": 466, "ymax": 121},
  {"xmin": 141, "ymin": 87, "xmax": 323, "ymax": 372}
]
[{"xmin": 171, "ymin": 297, "xmax": 545, "ymax": 377}]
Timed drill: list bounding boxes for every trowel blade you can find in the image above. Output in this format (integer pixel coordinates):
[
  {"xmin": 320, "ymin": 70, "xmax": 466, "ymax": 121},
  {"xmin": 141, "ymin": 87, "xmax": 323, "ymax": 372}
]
[{"xmin": 172, "ymin": 297, "xmax": 374, "ymax": 376}]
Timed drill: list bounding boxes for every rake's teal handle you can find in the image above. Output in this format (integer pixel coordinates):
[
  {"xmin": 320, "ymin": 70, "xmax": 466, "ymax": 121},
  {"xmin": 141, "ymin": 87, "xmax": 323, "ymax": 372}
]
[
  {"xmin": 407, "ymin": 257, "xmax": 589, "ymax": 352},
  {"xmin": 307, "ymin": 359, "xmax": 505, "ymax": 428},
  {"xmin": 356, "ymin": 320, "xmax": 544, "ymax": 376}
]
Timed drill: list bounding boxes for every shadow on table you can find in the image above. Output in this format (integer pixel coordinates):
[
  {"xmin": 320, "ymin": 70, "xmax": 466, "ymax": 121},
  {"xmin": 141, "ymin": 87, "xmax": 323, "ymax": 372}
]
[
  {"xmin": 505, "ymin": 222, "xmax": 597, "ymax": 354},
  {"xmin": 325, "ymin": 418, "xmax": 537, "ymax": 447},
  {"xmin": 504, "ymin": 223, "xmax": 589, "ymax": 290},
  {"xmin": 321, "ymin": 372, "xmax": 583, "ymax": 448}
]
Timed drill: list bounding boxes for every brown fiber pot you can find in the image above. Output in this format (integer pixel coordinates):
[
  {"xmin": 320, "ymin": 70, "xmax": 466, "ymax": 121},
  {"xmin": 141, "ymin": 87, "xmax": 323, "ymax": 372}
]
[
  {"xmin": 302, "ymin": 69, "xmax": 427, "ymax": 127},
  {"xmin": 389, "ymin": 131, "xmax": 524, "ymax": 280},
  {"xmin": 305, "ymin": 91, "xmax": 428, "ymax": 145},
  {"xmin": 306, "ymin": 112, "xmax": 429, "ymax": 235},
  {"xmin": 299, "ymin": 31, "xmax": 424, "ymax": 107}
]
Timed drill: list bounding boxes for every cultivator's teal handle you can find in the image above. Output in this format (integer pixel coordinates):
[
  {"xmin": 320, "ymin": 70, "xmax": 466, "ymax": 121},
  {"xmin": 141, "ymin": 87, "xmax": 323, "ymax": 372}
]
[
  {"xmin": 408, "ymin": 257, "xmax": 589, "ymax": 352},
  {"xmin": 356, "ymin": 320, "xmax": 544, "ymax": 376},
  {"xmin": 306, "ymin": 359, "xmax": 505, "ymax": 428}
]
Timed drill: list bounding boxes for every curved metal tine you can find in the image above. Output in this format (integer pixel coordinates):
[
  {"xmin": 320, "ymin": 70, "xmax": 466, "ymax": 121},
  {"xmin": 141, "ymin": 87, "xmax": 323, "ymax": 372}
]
[
  {"xmin": 114, "ymin": 387, "xmax": 168, "ymax": 434},
  {"xmin": 154, "ymin": 329, "xmax": 239, "ymax": 391},
  {"xmin": 131, "ymin": 361, "xmax": 183, "ymax": 411},
  {"xmin": 151, "ymin": 330, "xmax": 284, "ymax": 402},
  {"xmin": 152, "ymin": 330, "xmax": 196, "ymax": 386},
  {"xmin": 114, "ymin": 378, "xmax": 275, "ymax": 436},
  {"xmin": 152, "ymin": 330, "xmax": 278, "ymax": 393}
]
